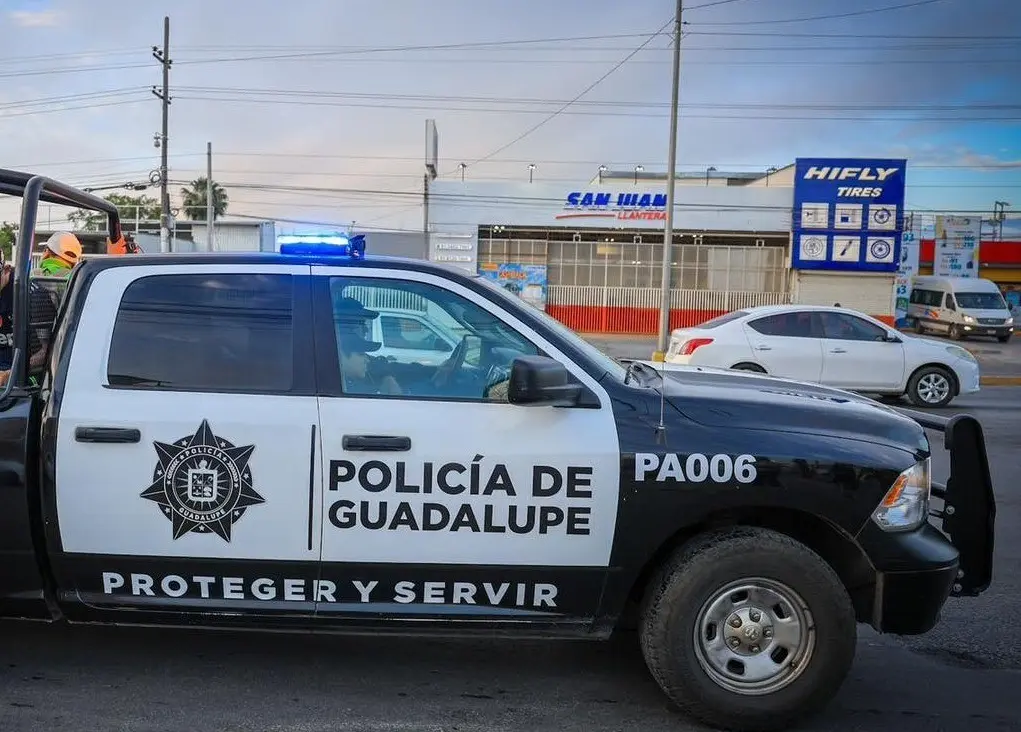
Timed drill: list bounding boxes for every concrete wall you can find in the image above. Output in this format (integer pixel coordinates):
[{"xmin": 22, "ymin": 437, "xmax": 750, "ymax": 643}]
[{"xmin": 353, "ymin": 230, "xmax": 428, "ymax": 260}]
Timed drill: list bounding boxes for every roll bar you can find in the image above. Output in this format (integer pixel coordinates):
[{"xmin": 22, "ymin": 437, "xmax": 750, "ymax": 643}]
[{"xmin": 0, "ymin": 169, "xmax": 122, "ymax": 399}]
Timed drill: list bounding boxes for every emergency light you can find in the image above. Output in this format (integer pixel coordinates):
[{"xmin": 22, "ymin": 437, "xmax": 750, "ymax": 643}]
[{"xmin": 278, "ymin": 233, "xmax": 366, "ymax": 259}]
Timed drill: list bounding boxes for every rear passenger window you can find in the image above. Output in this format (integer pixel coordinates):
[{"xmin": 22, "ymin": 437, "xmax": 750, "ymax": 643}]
[
  {"xmin": 107, "ymin": 273, "xmax": 294, "ymax": 392},
  {"xmin": 748, "ymin": 312, "xmax": 818, "ymax": 338}
]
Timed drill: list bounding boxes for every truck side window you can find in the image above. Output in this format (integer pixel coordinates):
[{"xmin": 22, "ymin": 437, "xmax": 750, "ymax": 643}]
[
  {"xmin": 107, "ymin": 273, "xmax": 294, "ymax": 393},
  {"xmin": 945, "ymin": 293, "xmax": 957, "ymax": 311},
  {"xmin": 379, "ymin": 315, "xmax": 453, "ymax": 353},
  {"xmin": 326, "ymin": 276, "xmax": 540, "ymax": 402}
]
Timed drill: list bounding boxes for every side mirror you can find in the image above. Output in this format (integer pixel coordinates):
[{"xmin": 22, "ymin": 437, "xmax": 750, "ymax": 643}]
[
  {"xmin": 884, "ymin": 333, "xmax": 902, "ymax": 343},
  {"xmin": 507, "ymin": 355, "xmax": 583, "ymax": 407}
]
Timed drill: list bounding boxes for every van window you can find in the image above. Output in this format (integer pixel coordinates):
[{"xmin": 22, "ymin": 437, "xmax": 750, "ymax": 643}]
[
  {"xmin": 955, "ymin": 292, "xmax": 1007, "ymax": 310},
  {"xmin": 910, "ymin": 288, "xmax": 942, "ymax": 307},
  {"xmin": 945, "ymin": 293, "xmax": 957, "ymax": 311}
]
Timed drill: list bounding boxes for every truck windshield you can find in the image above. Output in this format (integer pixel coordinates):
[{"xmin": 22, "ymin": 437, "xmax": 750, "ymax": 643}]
[
  {"xmin": 955, "ymin": 292, "xmax": 1007, "ymax": 310},
  {"xmin": 473, "ymin": 275, "xmax": 629, "ymax": 381}
]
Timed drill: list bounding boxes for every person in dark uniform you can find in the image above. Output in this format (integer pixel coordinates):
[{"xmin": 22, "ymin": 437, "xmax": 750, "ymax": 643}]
[
  {"xmin": 332, "ymin": 295, "xmax": 402, "ymax": 395},
  {"xmin": 0, "ymin": 248, "xmax": 59, "ymax": 386},
  {"xmin": 337, "ymin": 326, "xmax": 402, "ymax": 395}
]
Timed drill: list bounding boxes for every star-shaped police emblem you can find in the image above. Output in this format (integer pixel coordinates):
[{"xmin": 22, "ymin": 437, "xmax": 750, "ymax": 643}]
[{"xmin": 140, "ymin": 419, "xmax": 264, "ymax": 541}]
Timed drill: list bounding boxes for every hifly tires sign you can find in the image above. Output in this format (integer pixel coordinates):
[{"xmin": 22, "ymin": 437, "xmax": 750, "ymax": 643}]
[{"xmin": 791, "ymin": 158, "xmax": 907, "ymax": 273}]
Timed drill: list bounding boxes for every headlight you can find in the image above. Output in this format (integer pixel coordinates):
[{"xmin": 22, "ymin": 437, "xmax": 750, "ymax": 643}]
[
  {"xmin": 945, "ymin": 345, "xmax": 974, "ymax": 361},
  {"xmin": 962, "ymin": 315, "xmax": 976, "ymax": 324},
  {"xmin": 1006, "ymin": 317, "xmax": 1015, "ymax": 327},
  {"xmin": 872, "ymin": 459, "xmax": 930, "ymax": 532}
]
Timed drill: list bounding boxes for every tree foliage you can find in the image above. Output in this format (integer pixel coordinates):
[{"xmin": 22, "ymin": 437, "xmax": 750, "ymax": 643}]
[
  {"xmin": 0, "ymin": 221, "xmax": 16, "ymax": 262},
  {"xmin": 180, "ymin": 177, "xmax": 229, "ymax": 221},
  {"xmin": 66, "ymin": 193, "xmax": 161, "ymax": 231}
]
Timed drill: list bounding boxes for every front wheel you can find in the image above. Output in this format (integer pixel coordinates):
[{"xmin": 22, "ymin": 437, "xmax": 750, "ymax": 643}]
[
  {"xmin": 906, "ymin": 366, "xmax": 955, "ymax": 408},
  {"xmin": 639, "ymin": 527, "xmax": 856, "ymax": 732},
  {"xmin": 997, "ymin": 334, "xmax": 1011, "ymax": 343}
]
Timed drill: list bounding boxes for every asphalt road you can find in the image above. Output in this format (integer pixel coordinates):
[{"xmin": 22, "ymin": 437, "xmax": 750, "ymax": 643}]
[{"xmin": 2, "ymin": 389, "xmax": 1019, "ymax": 732}]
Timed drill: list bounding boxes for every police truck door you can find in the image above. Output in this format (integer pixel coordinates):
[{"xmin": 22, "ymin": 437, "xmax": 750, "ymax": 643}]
[
  {"xmin": 310, "ymin": 266, "xmax": 621, "ymax": 627},
  {"xmin": 50, "ymin": 265, "xmax": 325, "ymax": 619}
]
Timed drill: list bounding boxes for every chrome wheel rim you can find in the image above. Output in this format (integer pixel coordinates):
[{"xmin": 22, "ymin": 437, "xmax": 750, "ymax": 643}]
[
  {"xmin": 917, "ymin": 373, "xmax": 950, "ymax": 404},
  {"xmin": 693, "ymin": 578, "xmax": 816, "ymax": 696}
]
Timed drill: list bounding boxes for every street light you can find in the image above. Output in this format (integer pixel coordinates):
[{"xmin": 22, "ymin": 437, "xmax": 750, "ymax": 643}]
[
  {"xmin": 528, "ymin": 163, "xmax": 536, "ymax": 183},
  {"xmin": 705, "ymin": 165, "xmax": 717, "ymax": 186},
  {"xmin": 766, "ymin": 166, "xmax": 778, "ymax": 186},
  {"xmin": 598, "ymin": 165, "xmax": 608, "ymax": 184},
  {"xmin": 458, "ymin": 163, "xmax": 467, "ymax": 182},
  {"xmin": 634, "ymin": 164, "xmax": 644, "ymax": 184}
]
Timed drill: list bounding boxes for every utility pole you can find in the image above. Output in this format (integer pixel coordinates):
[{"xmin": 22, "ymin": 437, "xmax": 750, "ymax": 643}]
[
  {"xmin": 993, "ymin": 201, "xmax": 1010, "ymax": 241},
  {"xmin": 655, "ymin": 0, "xmax": 683, "ymax": 359},
  {"xmin": 206, "ymin": 142, "xmax": 214, "ymax": 252},
  {"xmin": 152, "ymin": 16, "xmax": 171, "ymax": 253}
]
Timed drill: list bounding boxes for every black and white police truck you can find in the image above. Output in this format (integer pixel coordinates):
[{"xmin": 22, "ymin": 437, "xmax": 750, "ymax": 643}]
[{"xmin": 0, "ymin": 172, "xmax": 996, "ymax": 731}]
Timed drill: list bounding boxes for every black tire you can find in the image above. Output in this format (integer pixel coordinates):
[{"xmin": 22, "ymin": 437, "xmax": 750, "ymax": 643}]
[
  {"xmin": 731, "ymin": 363, "xmax": 767, "ymax": 373},
  {"xmin": 639, "ymin": 527, "xmax": 856, "ymax": 732},
  {"xmin": 906, "ymin": 365, "xmax": 955, "ymax": 408},
  {"xmin": 913, "ymin": 318, "xmax": 925, "ymax": 334},
  {"xmin": 949, "ymin": 324, "xmax": 964, "ymax": 341}
]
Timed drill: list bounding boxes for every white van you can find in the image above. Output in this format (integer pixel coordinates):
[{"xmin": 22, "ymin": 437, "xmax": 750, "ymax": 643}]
[{"xmin": 907, "ymin": 276, "xmax": 1014, "ymax": 342}]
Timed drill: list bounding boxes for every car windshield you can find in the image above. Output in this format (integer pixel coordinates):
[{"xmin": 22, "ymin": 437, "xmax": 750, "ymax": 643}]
[
  {"xmin": 954, "ymin": 292, "xmax": 1007, "ymax": 310},
  {"xmin": 473, "ymin": 274, "xmax": 629, "ymax": 381}
]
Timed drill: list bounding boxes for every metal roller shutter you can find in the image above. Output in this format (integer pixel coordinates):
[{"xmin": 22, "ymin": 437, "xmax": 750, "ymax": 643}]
[{"xmin": 793, "ymin": 271, "xmax": 896, "ymax": 321}]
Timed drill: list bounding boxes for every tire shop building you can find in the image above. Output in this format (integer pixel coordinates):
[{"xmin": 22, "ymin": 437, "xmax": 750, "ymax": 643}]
[{"xmin": 425, "ymin": 158, "xmax": 909, "ymax": 333}]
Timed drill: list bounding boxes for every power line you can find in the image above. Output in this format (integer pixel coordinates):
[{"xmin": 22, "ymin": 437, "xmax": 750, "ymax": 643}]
[
  {"xmin": 169, "ymin": 94, "xmax": 1021, "ymax": 122},
  {"xmin": 453, "ymin": 17, "xmax": 677, "ymax": 173},
  {"xmin": 12, "ymin": 152, "xmax": 1020, "ymax": 172},
  {"xmin": 686, "ymin": 0, "xmax": 944, "ymax": 25},
  {"xmin": 172, "ymin": 86, "xmax": 1021, "ymax": 112},
  {"xmin": 159, "ymin": 165, "xmax": 1021, "ymax": 187}
]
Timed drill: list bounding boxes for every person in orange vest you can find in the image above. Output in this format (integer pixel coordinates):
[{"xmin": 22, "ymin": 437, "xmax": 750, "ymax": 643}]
[
  {"xmin": 32, "ymin": 231, "xmax": 82, "ymax": 279},
  {"xmin": 107, "ymin": 232, "xmax": 141, "ymax": 255}
]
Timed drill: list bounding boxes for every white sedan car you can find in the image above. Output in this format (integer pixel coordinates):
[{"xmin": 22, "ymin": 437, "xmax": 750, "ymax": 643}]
[{"xmin": 663, "ymin": 304, "xmax": 980, "ymax": 407}]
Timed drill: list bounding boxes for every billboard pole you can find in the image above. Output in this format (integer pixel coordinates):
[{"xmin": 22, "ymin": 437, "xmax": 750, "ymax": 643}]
[{"xmin": 654, "ymin": 0, "xmax": 683, "ymax": 360}]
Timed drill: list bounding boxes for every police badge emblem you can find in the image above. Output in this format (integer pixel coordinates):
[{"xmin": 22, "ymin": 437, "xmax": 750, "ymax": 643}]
[{"xmin": 140, "ymin": 419, "xmax": 264, "ymax": 541}]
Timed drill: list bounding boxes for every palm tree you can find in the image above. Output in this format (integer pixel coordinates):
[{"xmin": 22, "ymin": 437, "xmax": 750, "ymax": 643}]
[{"xmin": 180, "ymin": 177, "xmax": 229, "ymax": 221}]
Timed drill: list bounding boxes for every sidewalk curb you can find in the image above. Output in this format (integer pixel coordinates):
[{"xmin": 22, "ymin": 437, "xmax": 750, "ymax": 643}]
[{"xmin": 981, "ymin": 376, "xmax": 1021, "ymax": 386}]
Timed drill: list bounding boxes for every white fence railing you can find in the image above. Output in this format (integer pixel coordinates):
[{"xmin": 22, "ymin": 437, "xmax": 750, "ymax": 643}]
[{"xmin": 547, "ymin": 286, "xmax": 791, "ymax": 311}]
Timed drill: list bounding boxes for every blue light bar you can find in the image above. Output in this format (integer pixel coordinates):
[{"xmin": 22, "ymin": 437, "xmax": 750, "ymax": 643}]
[{"xmin": 278, "ymin": 233, "xmax": 366, "ymax": 259}]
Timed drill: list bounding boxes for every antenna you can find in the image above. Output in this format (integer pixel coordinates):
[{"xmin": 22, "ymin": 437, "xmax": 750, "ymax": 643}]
[{"xmin": 655, "ymin": 353, "xmax": 668, "ymax": 444}]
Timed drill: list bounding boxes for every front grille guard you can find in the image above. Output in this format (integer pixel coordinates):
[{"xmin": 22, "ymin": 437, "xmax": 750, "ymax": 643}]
[{"xmin": 896, "ymin": 408, "xmax": 996, "ymax": 597}]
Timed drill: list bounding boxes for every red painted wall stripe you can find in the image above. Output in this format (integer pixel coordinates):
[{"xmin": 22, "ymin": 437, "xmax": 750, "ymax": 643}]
[
  {"xmin": 919, "ymin": 239, "xmax": 1021, "ymax": 266},
  {"xmin": 549, "ymin": 305, "xmax": 896, "ymax": 335}
]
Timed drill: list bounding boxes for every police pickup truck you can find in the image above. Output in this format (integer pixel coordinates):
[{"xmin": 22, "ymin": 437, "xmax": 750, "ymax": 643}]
[{"xmin": 0, "ymin": 171, "xmax": 996, "ymax": 732}]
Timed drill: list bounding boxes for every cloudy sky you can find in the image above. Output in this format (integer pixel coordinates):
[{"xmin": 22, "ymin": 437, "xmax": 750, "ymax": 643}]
[{"xmin": 0, "ymin": 0, "xmax": 1018, "ymax": 234}]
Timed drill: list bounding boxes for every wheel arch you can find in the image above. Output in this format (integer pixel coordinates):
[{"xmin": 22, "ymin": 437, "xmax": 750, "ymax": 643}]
[
  {"xmin": 906, "ymin": 361, "xmax": 960, "ymax": 397},
  {"xmin": 614, "ymin": 506, "xmax": 876, "ymax": 632},
  {"xmin": 730, "ymin": 361, "xmax": 767, "ymax": 373}
]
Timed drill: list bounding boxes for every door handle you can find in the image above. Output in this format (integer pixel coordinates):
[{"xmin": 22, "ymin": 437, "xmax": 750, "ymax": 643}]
[
  {"xmin": 754, "ymin": 346, "xmax": 772, "ymax": 351},
  {"xmin": 829, "ymin": 348, "xmax": 848, "ymax": 354},
  {"xmin": 342, "ymin": 435, "xmax": 412, "ymax": 452},
  {"xmin": 75, "ymin": 426, "xmax": 141, "ymax": 444}
]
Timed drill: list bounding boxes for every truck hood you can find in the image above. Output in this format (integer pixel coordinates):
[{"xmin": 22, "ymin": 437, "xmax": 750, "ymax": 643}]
[{"xmin": 642, "ymin": 363, "xmax": 927, "ymax": 451}]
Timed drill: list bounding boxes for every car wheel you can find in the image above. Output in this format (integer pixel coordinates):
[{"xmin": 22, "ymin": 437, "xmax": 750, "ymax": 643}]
[
  {"xmin": 997, "ymin": 334, "xmax": 1011, "ymax": 344},
  {"xmin": 639, "ymin": 527, "xmax": 856, "ymax": 732},
  {"xmin": 906, "ymin": 366, "xmax": 955, "ymax": 408},
  {"xmin": 913, "ymin": 318, "xmax": 924, "ymax": 334},
  {"xmin": 731, "ymin": 363, "xmax": 767, "ymax": 373},
  {"xmin": 948, "ymin": 325, "xmax": 964, "ymax": 341}
]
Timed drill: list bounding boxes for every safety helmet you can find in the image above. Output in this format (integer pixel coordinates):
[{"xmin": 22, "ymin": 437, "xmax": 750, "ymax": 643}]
[{"xmin": 43, "ymin": 231, "xmax": 83, "ymax": 267}]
